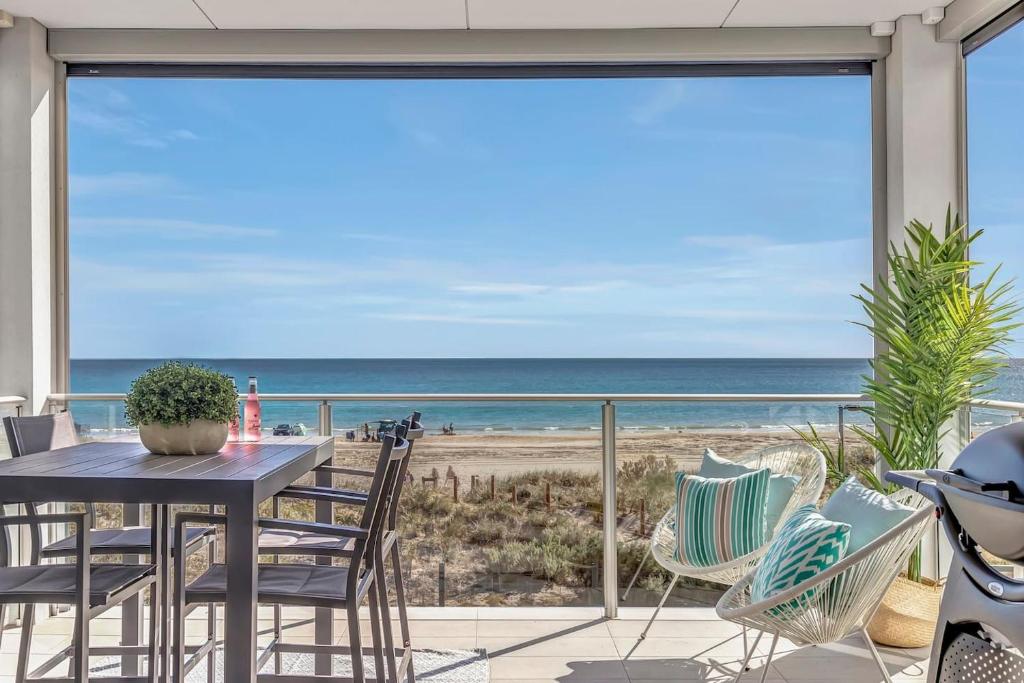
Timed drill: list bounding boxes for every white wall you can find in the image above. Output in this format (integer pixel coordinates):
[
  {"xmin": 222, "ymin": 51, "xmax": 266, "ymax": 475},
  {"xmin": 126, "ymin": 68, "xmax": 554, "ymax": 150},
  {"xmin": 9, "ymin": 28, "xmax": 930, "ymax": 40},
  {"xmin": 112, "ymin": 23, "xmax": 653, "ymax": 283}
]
[{"xmin": 0, "ymin": 17, "xmax": 55, "ymax": 417}]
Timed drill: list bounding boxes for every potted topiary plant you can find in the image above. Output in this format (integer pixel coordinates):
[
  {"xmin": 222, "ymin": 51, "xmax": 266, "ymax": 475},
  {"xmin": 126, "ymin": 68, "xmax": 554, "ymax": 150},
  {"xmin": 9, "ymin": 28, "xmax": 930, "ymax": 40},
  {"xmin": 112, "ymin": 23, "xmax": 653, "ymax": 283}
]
[{"xmin": 125, "ymin": 361, "xmax": 239, "ymax": 455}]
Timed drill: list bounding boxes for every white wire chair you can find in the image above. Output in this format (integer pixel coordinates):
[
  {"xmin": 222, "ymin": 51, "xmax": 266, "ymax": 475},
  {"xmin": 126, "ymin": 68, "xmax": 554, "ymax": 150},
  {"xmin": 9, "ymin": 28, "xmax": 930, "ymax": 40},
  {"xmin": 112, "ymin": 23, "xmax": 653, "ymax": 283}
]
[
  {"xmin": 716, "ymin": 490, "xmax": 933, "ymax": 683},
  {"xmin": 622, "ymin": 444, "xmax": 827, "ymax": 644}
]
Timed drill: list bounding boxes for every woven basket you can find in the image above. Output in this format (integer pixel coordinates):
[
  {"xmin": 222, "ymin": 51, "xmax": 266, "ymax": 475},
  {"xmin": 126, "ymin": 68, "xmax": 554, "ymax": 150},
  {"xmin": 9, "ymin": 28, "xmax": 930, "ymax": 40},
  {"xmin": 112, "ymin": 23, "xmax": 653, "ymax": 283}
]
[{"xmin": 867, "ymin": 575, "xmax": 942, "ymax": 648}]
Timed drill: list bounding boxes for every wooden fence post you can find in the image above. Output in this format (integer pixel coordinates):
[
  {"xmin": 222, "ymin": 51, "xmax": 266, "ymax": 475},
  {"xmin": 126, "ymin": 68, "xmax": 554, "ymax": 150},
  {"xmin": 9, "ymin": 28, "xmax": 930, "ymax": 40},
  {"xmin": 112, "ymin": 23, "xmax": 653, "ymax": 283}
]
[
  {"xmin": 453, "ymin": 476, "xmax": 459, "ymax": 503},
  {"xmin": 639, "ymin": 499, "xmax": 646, "ymax": 537},
  {"xmin": 545, "ymin": 482, "xmax": 552, "ymax": 511},
  {"xmin": 490, "ymin": 475, "xmax": 496, "ymax": 500},
  {"xmin": 438, "ymin": 560, "xmax": 446, "ymax": 607},
  {"xmin": 511, "ymin": 485, "xmax": 517, "ymax": 506}
]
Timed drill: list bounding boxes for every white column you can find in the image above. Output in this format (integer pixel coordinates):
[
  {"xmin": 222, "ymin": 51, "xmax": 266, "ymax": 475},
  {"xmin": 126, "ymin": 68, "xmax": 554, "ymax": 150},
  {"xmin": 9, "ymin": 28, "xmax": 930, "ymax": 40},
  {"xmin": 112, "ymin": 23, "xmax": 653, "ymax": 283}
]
[
  {"xmin": 0, "ymin": 17, "xmax": 56, "ymax": 417},
  {"xmin": 884, "ymin": 14, "xmax": 962, "ymax": 581},
  {"xmin": 886, "ymin": 14, "xmax": 961, "ymax": 236}
]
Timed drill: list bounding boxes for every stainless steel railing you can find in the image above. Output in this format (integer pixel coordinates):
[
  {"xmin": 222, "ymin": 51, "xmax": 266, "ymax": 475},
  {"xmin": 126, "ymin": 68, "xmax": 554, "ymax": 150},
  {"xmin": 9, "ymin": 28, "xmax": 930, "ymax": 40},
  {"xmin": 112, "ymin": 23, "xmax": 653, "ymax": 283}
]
[{"xmin": 42, "ymin": 391, "xmax": 1024, "ymax": 617}]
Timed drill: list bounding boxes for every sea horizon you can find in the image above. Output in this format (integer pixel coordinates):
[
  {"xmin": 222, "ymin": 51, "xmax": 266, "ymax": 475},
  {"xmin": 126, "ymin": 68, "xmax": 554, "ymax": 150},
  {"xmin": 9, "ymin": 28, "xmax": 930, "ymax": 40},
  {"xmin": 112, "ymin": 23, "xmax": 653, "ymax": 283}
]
[{"xmin": 67, "ymin": 358, "xmax": 1024, "ymax": 436}]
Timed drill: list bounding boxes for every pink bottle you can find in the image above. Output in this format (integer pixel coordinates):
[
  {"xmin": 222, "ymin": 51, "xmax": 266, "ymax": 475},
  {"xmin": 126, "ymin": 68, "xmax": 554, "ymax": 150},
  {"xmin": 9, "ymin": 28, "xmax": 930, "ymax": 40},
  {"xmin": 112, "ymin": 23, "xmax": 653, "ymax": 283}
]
[
  {"xmin": 244, "ymin": 376, "xmax": 261, "ymax": 442},
  {"xmin": 227, "ymin": 377, "xmax": 240, "ymax": 442}
]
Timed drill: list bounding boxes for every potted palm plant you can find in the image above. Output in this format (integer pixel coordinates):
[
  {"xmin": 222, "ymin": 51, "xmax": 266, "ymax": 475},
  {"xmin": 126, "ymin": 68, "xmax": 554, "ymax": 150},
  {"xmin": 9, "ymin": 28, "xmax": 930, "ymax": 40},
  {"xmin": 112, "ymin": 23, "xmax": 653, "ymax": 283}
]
[
  {"xmin": 854, "ymin": 211, "xmax": 1018, "ymax": 646},
  {"xmin": 795, "ymin": 210, "xmax": 1018, "ymax": 645},
  {"xmin": 125, "ymin": 361, "xmax": 239, "ymax": 455}
]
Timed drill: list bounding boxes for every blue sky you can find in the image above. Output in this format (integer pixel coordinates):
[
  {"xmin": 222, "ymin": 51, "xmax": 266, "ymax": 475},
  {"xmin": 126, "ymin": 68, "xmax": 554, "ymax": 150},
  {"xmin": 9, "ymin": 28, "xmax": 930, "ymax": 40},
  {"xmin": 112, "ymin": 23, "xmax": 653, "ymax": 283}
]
[
  {"xmin": 968, "ymin": 19, "xmax": 1024, "ymax": 357},
  {"xmin": 70, "ymin": 73, "xmax": 878, "ymax": 358}
]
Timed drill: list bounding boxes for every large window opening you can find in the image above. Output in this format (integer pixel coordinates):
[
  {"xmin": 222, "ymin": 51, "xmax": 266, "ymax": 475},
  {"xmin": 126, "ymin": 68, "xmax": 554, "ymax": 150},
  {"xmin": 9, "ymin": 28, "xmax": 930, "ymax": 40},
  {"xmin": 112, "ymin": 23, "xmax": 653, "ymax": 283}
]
[
  {"xmin": 966, "ymin": 9, "xmax": 1024, "ymax": 429},
  {"xmin": 67, "ymin": 70, "xmax": 872, "ymax": 607}
]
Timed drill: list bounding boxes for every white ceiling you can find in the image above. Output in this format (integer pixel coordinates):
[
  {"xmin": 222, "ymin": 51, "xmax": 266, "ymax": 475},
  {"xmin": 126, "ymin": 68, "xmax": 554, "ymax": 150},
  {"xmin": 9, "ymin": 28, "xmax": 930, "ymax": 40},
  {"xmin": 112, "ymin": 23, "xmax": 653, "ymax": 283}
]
[{"xmin": 0, "ymin": 0, "xmax": 957, "ymax": 30}]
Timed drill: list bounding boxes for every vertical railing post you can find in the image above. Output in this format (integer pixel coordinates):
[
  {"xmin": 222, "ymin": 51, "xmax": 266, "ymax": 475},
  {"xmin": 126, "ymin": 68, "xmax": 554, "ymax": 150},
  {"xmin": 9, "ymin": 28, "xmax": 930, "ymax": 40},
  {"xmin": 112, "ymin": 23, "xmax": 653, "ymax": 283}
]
[
  {"xmin": 1013, "ymin": 411, "xmax": 1024, "ymax": 424},
  {"xmin": 602, "ymin": 401, "xmax": 618, "ymax": 619},
  {"xmin": 318, "ymin": 400, "xmax": 332, "ymax": 437}
]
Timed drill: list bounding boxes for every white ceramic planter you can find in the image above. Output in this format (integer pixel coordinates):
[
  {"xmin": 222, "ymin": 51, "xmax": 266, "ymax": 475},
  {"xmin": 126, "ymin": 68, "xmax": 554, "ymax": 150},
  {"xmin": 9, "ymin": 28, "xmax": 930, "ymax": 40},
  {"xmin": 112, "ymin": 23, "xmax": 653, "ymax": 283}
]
[{"xmin": 139, "ymin": 419, "xmax": 229, "ymax": 455}]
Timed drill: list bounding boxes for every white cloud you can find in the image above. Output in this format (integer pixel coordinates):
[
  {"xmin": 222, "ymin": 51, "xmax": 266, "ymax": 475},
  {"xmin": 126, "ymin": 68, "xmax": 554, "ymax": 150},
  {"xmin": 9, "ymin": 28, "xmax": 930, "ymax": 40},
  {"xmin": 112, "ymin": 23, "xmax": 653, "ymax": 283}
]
[
  {"xmin": 74, "ymin": 217, "xmax": 278, "ymax": 239},
  {"xmin": 451, "ymin": 283, "xmax": 550, "ymax": 295},
  {"xmin": 70, "ymin": 84, "xmax": 198, "ymax": 148},
  {"xmin": 683, "ymin": 234, "xmax": 775, "ymax": 250},
  {"xmin": 369, "ymin": 312, "xmax": 560, "ymax": 326},
  {"xmin": 70, "ymin": 172, "xmax": 179, "ymax": 197},
  {"xmin": 631, "ymin": 82, "xmax": 688, "ymax": 126},
  {"xmin": 450, "ymin": 281, "xmax": 628, "ymax": 296}
]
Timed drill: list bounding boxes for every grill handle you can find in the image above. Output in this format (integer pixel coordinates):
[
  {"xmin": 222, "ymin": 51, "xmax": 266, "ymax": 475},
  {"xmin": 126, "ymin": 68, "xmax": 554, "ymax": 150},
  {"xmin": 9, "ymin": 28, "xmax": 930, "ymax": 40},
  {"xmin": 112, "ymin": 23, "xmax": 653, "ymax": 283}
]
[
  {"xmin": 885, "ymin": 470, "xmax": 943, "ymax": 504},
  {"xmin": 927, "ymin": 468, "xmax": 1023, "ymax": 502}
]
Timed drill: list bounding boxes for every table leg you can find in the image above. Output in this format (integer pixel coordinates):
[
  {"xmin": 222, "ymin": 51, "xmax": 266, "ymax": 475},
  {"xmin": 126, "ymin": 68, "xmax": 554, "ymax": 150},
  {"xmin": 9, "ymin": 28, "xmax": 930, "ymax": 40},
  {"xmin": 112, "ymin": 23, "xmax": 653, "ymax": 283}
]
[
  {"xmin": 122, "ymin": 503, "xmax": 143, "ymax": 677},
  {"xmin": 225, "ymin": 496, "xmax": 259, "ymax": 683},
  {"xmin": 315, "ymin": 466, "xmax": 334, "ymax": 675}
]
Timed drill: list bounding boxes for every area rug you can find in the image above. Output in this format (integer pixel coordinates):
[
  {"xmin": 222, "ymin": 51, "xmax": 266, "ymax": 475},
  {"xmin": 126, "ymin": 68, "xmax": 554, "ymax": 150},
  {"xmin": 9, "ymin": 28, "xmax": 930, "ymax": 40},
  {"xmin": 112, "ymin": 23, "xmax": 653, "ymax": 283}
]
[{"xmin": 92, "ymin": 648, "xmax": 490, "ymax": 681}]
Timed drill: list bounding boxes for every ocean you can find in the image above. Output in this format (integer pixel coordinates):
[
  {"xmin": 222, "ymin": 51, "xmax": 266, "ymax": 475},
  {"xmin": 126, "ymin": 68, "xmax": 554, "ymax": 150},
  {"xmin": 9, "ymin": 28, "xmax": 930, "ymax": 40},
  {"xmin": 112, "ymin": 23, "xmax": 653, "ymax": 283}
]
[{"xmin": 68, "ymin": 358, "xmax": 1024, "ymax": 436}]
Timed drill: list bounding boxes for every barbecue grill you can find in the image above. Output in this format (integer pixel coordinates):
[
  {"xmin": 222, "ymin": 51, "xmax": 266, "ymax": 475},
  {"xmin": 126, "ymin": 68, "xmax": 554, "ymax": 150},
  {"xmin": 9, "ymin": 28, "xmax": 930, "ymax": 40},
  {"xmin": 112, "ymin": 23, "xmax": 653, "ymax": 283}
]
[{"xmin": 887, "ymin": 421, "xmax": 1024, "ymax": 683}]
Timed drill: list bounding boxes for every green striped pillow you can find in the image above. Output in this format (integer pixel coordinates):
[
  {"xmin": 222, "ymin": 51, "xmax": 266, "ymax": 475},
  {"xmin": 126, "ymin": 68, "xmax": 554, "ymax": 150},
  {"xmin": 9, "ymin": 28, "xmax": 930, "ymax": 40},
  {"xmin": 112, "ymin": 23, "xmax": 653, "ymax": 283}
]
[
  {"xmin": 750, "ymin": 504, "xmax": 851, "ymax": 611},
  {"xmin": 674, "ymin": 468, "xmax": 770, "ymax": 567}
]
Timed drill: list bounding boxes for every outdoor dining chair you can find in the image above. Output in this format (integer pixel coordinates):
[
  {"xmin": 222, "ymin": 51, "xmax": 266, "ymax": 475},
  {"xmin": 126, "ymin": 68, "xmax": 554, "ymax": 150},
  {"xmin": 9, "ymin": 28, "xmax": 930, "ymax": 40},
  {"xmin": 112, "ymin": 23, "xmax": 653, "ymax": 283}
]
[
  {"xmin": 2, "ymin": 413, "xmax": 217, "ymax": 560},
  {"xmin": 2, "ymin": 412, "xmax": 218, "ymax": 680},
  {"xmin": 173, "ymin": 429, "xmax": 412, "ymax": 683},
  {"xmin": 259, "ymin": 412, "xmax": 423, "ymax": 683},
  {"xmin": 716, "ymin": 491, "xmax": 932, "ymax": 683},
  {"xmin": 622, "ymin": 444, "xmax": 826, "ymax": 649},
  {"xmin": 0, "ymin": 505, "xmax": 160, "ymax": 682}
]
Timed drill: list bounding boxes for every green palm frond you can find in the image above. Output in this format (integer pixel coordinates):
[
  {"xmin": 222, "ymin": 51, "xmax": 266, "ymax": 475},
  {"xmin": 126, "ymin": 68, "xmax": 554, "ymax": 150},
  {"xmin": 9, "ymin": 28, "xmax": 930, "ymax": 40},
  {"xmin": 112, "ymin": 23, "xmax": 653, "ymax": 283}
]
[
  {"xmin": 856, "ymin": 208, "xmax": 1020, "ymax": 493},
  {"xmin": 852, "ymin": 208, "xmax": 1021, "ymax": 582}
]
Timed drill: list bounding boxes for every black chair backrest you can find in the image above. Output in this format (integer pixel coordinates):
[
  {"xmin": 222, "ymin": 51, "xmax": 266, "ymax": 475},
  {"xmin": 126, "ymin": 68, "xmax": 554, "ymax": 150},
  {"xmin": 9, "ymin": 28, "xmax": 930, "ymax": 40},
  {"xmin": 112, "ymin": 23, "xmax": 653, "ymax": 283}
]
[
  {"xmin": 2, "ymin": 412, "xmax": 78, "ymax": 458},
  {"xmin": 387, "ymin": 412, "xmax": 422, "ymax": 529},
  {"xmin": 358, "ymin": 432, "xmax": 410, "ymax": 559}
]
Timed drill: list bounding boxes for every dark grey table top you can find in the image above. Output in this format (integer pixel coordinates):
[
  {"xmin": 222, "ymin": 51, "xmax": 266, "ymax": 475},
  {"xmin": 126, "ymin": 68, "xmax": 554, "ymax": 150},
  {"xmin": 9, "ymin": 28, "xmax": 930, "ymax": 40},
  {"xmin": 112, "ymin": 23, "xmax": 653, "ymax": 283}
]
[{"xmin": 0, "ymin": 436, "xmax": 334, "ymax": 505}]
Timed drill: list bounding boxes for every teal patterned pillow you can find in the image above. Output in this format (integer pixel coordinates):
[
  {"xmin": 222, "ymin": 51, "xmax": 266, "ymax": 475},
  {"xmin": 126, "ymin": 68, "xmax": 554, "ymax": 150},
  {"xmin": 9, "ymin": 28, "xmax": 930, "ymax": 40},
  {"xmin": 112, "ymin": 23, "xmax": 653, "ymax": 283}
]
[
  {"xmin": 751, "ymin": 504, "xmax": 851, "ymax": 609},
  {"xmin": 674, "ymin": 468, "xmax": 770, "ymax": 567}
]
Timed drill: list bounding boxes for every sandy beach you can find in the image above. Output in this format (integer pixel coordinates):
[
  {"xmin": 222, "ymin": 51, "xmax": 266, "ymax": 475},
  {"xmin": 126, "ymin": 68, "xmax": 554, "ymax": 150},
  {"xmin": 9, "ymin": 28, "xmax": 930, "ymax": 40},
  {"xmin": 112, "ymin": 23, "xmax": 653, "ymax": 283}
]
[{"xmin": 333, "ymin": 427, "xmax": 850, "ymax": 480}]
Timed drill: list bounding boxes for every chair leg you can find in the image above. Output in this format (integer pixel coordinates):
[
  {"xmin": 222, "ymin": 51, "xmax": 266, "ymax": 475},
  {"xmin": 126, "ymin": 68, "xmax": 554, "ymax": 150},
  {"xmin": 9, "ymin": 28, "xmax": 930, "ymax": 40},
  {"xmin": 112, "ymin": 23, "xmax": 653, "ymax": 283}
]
[
  {"xmin": 375, "ymin": 552, "xmax": 399, "ymax": 683},
  {"xmin": 347, "ymin": 603, "xmax": 365, "ymax": 683},
  {"xmin": 148, "ymin": 583, "xmax": 160, "ymax": 683},
  {"xmin": 733, "ymin": 630, "xmax": 763, "ymax": 683},
  {"xmin": 208, "ymin": 536, "xmax": 218, "ymax": 683},
  {"xmin": 391, "ymin": 541, "xmax": 415, "ymax": 683},
  {"xmin": 274, "ymin": 602, "xmax": 282, "ymax": 671},
  {"xmin": 16, "ymin": 604, "xmax": 34, "ymax": 683},
  {"xmin": 861, "ymin": 628, "xmax": 894, "ymax": 683},
  {"xmin": 0, "ymin": 604, "xmax": 6, "ymax": 654},
  {"xmin": 207, "ymin": 604, "xmax": 216, "ymax": 683},
  {"xmin": 639, "ymin": 574, "xmax": 678, "ymax": 641},
  {"xmin": 367, "ymin": 579, "xmax": 386, "ymax": 683},
  {"xmin": 759, "ymin": 633, "xmax": 778, "ymax": 683},
  {"xmin": 621, "ymin": 545, "xmax": 651, "ymax": 601}
]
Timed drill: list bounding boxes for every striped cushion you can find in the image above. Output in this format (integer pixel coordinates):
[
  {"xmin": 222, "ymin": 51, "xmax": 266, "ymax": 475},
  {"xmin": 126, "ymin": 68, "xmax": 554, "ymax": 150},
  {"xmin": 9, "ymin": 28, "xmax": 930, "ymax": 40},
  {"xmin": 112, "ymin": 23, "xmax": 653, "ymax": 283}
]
[
  {"xmin": 751, "ymin": 504, "xmax": 851, "ymax": 610},
  {"xmin": 674, "ymin": 468, "xmax": 770, "ymax": 567}
]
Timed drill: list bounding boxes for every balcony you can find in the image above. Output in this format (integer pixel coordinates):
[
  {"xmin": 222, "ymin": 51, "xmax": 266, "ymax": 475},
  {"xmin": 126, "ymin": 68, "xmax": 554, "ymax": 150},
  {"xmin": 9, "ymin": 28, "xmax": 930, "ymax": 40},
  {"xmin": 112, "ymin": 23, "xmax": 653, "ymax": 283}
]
[
  {"xmin": 3, "ymin": 1, "xmax": 1024, "ymax": 681},
  {"xmin": 0, "ymin": 392, "xmax": 1021, "ymax": 681}
]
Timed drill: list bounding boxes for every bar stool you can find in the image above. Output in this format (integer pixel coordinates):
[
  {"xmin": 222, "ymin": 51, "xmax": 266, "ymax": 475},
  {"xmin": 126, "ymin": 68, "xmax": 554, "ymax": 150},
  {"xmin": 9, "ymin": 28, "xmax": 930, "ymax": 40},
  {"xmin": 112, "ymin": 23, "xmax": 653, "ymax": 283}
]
[
  {"xmin": 0, "ymin": 505, "xmax": 161, "ymax": 682},
  {"xmin": 261, "ymin": 412, "xmax": 423, "ymax": 682},
  {"xmin": 174, "ymin": 431, "xmax": 412, "ymax": 682}
]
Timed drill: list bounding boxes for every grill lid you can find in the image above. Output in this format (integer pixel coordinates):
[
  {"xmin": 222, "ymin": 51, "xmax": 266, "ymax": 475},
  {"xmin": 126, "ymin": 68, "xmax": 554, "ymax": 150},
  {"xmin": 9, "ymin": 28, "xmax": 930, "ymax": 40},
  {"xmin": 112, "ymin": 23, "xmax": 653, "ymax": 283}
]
[
  {"xmin": 935, "ymin": 422, "xmax": 1024, "ymax": 563},
  {"xmin": 948, "ymin": 422, "xmax": 1024, "ymax": 503}
]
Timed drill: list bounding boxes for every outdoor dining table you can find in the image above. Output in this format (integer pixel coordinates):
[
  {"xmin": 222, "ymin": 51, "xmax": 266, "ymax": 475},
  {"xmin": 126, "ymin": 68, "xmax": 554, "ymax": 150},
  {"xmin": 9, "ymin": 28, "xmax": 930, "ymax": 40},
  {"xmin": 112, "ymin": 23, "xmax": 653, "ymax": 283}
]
[{"xmin": 0, "ymin": 435, "xmax": 335, "ymax": 682}]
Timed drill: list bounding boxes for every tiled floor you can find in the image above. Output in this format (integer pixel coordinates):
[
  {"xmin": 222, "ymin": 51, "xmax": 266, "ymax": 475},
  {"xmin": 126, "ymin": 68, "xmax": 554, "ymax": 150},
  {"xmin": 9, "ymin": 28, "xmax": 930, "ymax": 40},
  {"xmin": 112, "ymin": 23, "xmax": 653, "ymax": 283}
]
[{"xmin": 0, "ymin": 606, "xmax": 931, "ymax": 682}]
